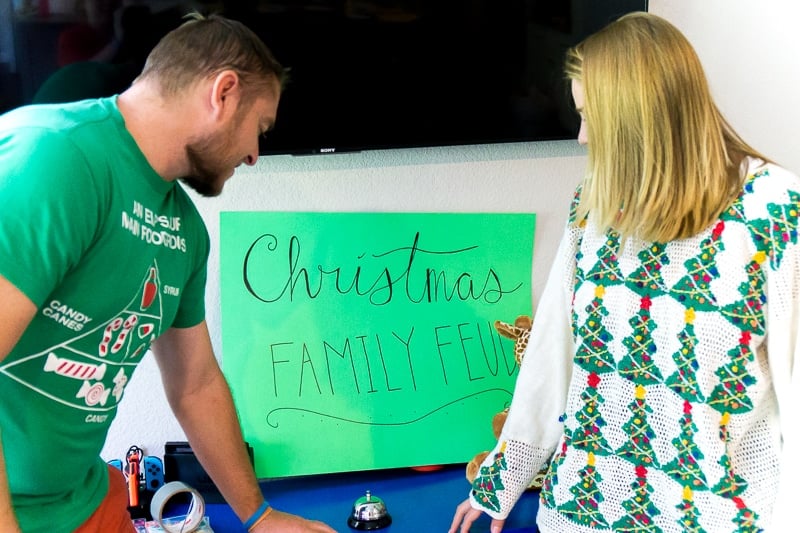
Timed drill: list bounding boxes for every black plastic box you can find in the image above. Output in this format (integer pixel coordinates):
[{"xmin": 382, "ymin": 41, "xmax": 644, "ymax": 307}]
[{"xmin": 163, "ymin": 441, "xmax": 254, "ymax": 504}]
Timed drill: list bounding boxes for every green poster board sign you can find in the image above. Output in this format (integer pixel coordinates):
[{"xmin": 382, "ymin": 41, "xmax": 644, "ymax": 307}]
[{"xmin": 220, "ymin": 212, "xmax": 535, "ymax": 478}]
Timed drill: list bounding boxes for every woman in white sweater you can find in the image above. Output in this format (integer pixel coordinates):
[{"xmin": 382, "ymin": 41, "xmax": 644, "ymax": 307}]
[{"xmin": 451, "ymin": 11, "xmax": 797, "ymax": 533}]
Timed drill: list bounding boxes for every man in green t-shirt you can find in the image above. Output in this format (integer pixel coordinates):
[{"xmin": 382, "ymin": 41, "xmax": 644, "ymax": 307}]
[{"xmin": 0, "ymin": 13, "xmax": 335, "ymax": 533}]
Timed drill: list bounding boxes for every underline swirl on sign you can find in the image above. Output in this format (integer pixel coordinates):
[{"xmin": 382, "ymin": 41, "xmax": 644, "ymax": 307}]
[{"xmin": 265, "ymin": 388, "xmax": 513, "ymax": 429}]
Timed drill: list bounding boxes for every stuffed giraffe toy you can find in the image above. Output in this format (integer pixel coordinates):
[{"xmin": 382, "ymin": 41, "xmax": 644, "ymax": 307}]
[
  {"xmin": 496, "ymin": 315, "xmax": 532, "ymax": 364},
  {"xmin": 465, "ymin": 315, "xmax": 547, "ymax": 489}
]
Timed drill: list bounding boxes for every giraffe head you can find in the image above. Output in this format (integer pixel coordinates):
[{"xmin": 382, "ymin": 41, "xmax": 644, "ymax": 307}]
[{"xmin": 494, "ymin": 315, "xmax": 532, "ymax": 365}]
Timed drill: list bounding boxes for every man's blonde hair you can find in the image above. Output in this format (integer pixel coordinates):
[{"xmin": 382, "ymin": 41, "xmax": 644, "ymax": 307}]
[{"xmin": 565, "ymin": 12, "xmax": 767, "ymax": 242}]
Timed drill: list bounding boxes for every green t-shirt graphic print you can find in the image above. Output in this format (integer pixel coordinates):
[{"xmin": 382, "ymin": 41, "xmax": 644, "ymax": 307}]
[{"xmin": 0, "ymin": 97, "xmax": 209, "ymax": 532}]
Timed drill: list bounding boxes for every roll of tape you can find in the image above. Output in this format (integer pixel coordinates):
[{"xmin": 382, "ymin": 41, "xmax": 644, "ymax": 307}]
[{"xmin": 149, "ymin": 480, "xmax": 206, "ymax": 533}]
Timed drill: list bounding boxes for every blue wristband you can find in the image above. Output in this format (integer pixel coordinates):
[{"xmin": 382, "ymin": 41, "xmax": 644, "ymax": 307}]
[{"xmin": 243, "ymin": 500, "xmax": 271, "ymax": 530}]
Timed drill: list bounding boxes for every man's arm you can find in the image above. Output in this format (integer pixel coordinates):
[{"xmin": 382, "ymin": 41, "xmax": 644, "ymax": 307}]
[
  {"xmin": 0, "ymin": 274, "xmax": 39, "ymax": 532},
  {"xmin": 150, "ymin": 322, "xmax": 336, "ymax": 532}
]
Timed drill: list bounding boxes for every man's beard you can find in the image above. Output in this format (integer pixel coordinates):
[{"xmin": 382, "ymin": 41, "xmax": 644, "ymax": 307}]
[
  {"xmin": 181, "ymin": 125, "xmax": 239, "ymax": 197},
  {"xmin": 182, "ymin": 146, "xmax": 229, "ymax": 197}
]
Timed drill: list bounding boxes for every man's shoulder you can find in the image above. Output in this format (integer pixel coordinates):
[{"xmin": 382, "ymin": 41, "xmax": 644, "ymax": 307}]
[
  {"xmin": 0, "ymin": 98, "xmax": 118, "ymax": 138},
  {"xmin": 0, "ymin": 98, "xmax": 126, "ymax": 174}
]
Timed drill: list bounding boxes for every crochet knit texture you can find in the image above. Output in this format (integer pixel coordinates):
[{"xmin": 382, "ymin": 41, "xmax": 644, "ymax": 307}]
[{"xmin": 469, "ymin": 159, "xmax": 798, "ymax": 532}]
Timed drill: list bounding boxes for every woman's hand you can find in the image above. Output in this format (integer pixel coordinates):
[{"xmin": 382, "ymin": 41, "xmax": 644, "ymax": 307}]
[{"xmin": 448, "ymin": 498, "xmax": 506, "ymax": 533}]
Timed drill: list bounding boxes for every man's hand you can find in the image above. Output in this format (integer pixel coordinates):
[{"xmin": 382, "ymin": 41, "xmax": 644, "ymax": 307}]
[{"xmin": 252, "ymin": 508, "xmax": 338, "ymax": 532}]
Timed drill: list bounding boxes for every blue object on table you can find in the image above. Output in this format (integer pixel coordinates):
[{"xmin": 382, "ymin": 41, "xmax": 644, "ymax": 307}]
[{"xmin": 202, "ymin": 464, "xmax": 540, "ymax": 532}]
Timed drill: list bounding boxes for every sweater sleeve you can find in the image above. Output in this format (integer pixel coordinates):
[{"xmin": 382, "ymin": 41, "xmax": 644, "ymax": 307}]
[
  {"xmin": 764, "ymin": 213, "xmax": 800, "ymax": 531},
  {"xmin": 468, "ymin": 216, "xmax": 580, "ymax": 519},
  {"xmin": 744, "ymin": 162, "xmax": 800, "ymax": 531}
]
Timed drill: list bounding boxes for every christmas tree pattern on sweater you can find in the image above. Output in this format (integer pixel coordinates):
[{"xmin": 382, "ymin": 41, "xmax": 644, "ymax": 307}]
[{"xmin": 531, "ymin": 168, "xmax": 795, "ymax": 531}]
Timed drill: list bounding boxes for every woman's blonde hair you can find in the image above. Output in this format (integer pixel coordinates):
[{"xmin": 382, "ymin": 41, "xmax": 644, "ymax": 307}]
[{"xmin": 565, "ymin": 12, "xmax": 767, "ymax": 242}]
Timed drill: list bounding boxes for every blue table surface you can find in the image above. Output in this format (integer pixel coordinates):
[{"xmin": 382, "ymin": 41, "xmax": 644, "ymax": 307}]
[{"xmin": 202, "ymin": 464, "xmax": 540, "ymax": 533}]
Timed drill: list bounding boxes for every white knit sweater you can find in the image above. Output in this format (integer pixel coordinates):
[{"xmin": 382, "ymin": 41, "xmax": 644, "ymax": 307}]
[{"xmin": 469, "ymin": 159, "xmax": 800, "ymax": 532}]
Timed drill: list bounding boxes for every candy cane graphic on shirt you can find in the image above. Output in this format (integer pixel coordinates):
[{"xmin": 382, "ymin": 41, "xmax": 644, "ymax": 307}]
[
  {"xmin": 98, "ymin": 317, "xmax": 124, "ymax": 356},
  {"xmin": 111, "ymin": 315, "xmax": 139, "ymax": 354},
  {"xmin": 98, "ymin": 314, "xmax": 140, "ymax": 357}
]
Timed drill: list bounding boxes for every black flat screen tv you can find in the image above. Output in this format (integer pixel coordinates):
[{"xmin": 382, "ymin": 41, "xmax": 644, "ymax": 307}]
[{"xmin": 0, "ymin": 0, "xmax": 647, "ymax": 155}]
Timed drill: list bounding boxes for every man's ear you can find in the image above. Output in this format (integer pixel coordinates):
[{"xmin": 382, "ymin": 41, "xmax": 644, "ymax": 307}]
[{"xmin": 209, "ymin": 70, "xmax": 241, "ymax": 120}]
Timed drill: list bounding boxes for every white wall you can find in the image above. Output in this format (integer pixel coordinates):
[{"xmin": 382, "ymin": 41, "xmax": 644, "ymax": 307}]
[
  {"xmin": 101, "ymin": 0, "xmax": 800, "ymax": 463},
  {"xmin": 652, "ymin": 0, "xmax": 800, "ymax": 175}
]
